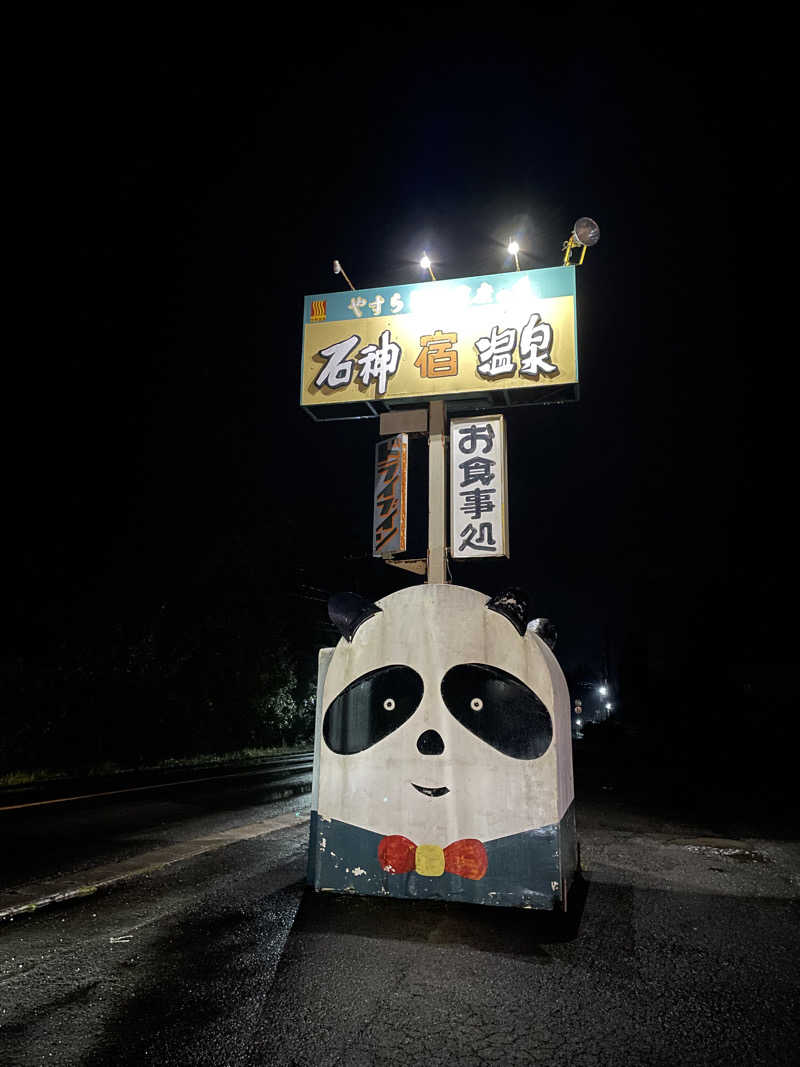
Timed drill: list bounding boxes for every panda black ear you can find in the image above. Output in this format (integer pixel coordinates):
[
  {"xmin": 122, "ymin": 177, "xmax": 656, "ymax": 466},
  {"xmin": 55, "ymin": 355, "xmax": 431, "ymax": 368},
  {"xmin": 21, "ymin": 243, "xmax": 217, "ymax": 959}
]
[
  {"xmin": 486, "ymin": 587, "xmax": 530, "ymax": 637},
  {"xmin": 528, "ymin": 617, "xmax": 557, "ymax": 650},
  {"xmin": 328, "ymin": 592, "xmax": 382, "ymax": 643}
]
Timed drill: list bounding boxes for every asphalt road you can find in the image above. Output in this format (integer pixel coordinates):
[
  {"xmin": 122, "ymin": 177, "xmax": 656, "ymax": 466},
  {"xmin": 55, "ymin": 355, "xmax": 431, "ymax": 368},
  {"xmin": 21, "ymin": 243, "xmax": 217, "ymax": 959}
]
[
  {"xmin": 2, "ymin": 764, "xmax": 799, "ymax": 1066},
  {"xmin": 0, "ymin": 754, "xmax": 312, "ymax": 901}
]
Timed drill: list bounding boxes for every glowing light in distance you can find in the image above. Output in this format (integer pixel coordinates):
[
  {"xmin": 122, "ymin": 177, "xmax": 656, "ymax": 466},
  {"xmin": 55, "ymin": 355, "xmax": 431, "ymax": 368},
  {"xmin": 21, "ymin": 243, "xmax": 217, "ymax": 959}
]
[
  {"xmin": 507, "ymin": 240, "xmax": 520, "ymax": 256},
  {"xmin": 420, "ymin": 254, "xmax": 431, "ymax": 270}
]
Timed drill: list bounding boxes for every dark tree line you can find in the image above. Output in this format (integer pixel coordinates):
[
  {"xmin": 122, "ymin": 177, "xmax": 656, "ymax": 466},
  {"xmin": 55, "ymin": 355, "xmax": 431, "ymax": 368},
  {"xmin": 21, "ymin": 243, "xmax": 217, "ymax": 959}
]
[{"xmin": 1, "ymin": 535, "xmax": 333, "ymax": 776}]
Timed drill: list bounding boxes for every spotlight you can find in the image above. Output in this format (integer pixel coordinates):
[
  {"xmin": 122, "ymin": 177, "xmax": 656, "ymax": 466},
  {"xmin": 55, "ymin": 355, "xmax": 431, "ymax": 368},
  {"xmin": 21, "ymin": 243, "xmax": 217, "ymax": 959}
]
[
  {"xmin": 574, "ymin": 217, "xmax": 600, "ymax": 247},
  {"xmin": 332, "ymin": 258, "xmax": 355, "ymax": 290},
  {"xmin": 562, "ymin": 217, "xmax": 600, "ymax": 266},
  {"xmin": 420, "ymin": 252, "xmax": 436, "ymax": 281}
]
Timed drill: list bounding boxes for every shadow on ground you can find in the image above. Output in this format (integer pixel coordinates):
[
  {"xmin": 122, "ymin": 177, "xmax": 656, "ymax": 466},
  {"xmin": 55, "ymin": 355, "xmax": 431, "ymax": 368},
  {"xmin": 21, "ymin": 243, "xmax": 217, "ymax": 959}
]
[{"xmin": 293, "ymin": 872, "xmax": 590, "ymax": 956}]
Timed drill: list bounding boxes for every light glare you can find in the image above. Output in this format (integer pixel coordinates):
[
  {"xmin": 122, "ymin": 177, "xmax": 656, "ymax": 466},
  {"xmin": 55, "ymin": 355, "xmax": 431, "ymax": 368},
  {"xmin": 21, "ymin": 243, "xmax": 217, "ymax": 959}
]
[{"xmin": 507, "ymin": 240, "xmax": 520, "ymax": 256}]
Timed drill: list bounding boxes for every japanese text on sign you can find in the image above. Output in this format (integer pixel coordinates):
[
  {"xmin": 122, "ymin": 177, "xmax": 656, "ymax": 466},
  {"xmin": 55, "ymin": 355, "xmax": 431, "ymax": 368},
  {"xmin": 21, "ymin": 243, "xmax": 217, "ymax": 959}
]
[
  {"xmin": 373, "ymin": 433, "xmax": 408, "ymax": 556},
  {"xmin": 450, "ymin": 414, "xmax": 508, "ymax": 559},
  {"xmin": 312, "ymin": 311, "xmax": 556, "ymax": 398},
  {"xmin": 301, "ymin": 266, "xmax": 577, "ymax": 410}
]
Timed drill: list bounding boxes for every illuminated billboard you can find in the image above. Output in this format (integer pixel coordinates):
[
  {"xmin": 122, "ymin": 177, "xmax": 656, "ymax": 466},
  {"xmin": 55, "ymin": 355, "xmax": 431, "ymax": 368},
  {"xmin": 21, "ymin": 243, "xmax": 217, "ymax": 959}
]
[{"xmin": 300, "ymin": 266, "xmax": 578, "ymax": 418}]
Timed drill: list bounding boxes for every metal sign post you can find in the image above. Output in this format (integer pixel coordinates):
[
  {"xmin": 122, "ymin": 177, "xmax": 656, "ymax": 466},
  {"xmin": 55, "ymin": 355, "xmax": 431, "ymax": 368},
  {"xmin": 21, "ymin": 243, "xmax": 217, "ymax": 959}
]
[{"xmin": 427, "ymin": 399, "xmax": 448, "ymax": 584}]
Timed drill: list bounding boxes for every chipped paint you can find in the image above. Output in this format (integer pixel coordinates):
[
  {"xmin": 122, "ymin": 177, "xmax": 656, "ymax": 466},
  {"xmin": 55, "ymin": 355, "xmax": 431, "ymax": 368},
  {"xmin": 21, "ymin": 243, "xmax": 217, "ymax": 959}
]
[
  {"xmin": 307, "ymin": 583, "xmax": 579, "ymax": 911},
  {"xmin": 308, "ymin": 808, "xmax": 575, "ymax": 909}
]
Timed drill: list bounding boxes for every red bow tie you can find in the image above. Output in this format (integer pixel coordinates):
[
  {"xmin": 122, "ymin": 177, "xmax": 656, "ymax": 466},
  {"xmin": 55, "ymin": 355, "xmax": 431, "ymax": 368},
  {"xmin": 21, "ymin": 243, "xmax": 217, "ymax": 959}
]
[{"xmin": 378, "ymin": 835, "xmax": 488, "ymax": 880}]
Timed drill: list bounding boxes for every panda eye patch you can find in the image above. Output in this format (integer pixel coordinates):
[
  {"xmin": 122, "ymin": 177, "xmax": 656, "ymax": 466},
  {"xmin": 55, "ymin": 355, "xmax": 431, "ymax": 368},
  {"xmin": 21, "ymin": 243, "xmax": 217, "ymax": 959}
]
[
  {"xmin": 323, "ymin": 665, "xmax": 423, "ymax": 754},
  {"xmin": 441, "ymin": 663, "xmax": 552, "ymax": 759}
]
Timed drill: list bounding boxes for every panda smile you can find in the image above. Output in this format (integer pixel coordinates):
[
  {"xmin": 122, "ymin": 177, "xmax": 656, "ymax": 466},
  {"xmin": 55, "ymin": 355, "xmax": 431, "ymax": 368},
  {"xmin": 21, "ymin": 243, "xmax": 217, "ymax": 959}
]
[{"xmin": 411, "ymin": 784, "xmax": 450, "ymax": 797}]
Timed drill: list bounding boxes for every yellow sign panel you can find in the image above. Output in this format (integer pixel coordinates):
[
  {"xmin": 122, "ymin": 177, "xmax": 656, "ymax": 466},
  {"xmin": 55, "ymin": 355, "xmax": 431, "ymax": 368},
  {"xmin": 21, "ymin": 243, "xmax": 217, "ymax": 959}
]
[{"xmin": 300, "ymin": 267, "xmax": 578, "ymax": 409}]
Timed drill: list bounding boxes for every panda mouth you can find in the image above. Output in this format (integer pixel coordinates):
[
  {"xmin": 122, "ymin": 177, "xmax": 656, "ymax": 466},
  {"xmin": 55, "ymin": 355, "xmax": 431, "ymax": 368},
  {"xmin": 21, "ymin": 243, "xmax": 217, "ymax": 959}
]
[{"xmin": 412, "ymin": 784, "xmax": 450, "ymax": 797}]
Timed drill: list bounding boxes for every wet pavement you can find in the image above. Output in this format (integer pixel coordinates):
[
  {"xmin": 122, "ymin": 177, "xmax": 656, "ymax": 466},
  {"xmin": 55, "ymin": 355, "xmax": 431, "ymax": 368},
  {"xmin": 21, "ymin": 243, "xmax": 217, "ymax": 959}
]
[
  {"xmin": 2, "ymin": 782, "xmax": 799, "ymax": 1065},
  {"xmin": 243, "ymin": 877, "xmax": 798, "ymax": 1066},
  {"xmin": 0, "ymin": 755, "xmax": 312, "ymax": 895}
]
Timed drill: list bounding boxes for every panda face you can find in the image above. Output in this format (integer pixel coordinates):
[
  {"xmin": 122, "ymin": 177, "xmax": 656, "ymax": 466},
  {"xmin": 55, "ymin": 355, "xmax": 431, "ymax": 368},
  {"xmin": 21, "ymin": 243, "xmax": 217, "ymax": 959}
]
[{"xmin": 317, "ymin": 584, "xmax": 571, "ymax": 843}]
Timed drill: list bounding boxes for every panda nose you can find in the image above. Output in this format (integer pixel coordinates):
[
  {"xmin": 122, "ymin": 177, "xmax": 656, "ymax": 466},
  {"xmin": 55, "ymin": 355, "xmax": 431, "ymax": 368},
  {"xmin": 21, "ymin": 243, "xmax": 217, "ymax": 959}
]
[{"xmin": 417, "ymin": 729, "xmax": 445, "ymax": 755}]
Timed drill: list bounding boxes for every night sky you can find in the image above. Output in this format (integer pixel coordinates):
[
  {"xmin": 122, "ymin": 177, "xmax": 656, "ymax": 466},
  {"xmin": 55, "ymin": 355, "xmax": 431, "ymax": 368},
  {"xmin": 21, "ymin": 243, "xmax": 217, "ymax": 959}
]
[{"xmin": 9, "ymin": 20, "xmax": 789, "ymax": 706}]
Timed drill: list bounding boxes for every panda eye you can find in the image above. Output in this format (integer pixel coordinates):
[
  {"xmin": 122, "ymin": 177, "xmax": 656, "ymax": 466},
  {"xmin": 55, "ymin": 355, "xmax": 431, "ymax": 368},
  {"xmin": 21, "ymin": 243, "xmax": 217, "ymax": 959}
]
[
  {"xmin": 323, "ymin": 666, "xmax": 423, "ymax": 754},
  {"xmin": 440, "ymin": 663, "xmax": 552, "ymax": 760}
]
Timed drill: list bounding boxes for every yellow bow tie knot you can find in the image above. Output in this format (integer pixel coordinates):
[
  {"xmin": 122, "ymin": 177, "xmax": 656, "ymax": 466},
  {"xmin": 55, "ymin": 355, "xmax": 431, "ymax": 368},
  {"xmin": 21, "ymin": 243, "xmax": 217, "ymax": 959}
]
[{"xmin": 414, "ymin": 844, "xmax": 446, "ymax": 877}]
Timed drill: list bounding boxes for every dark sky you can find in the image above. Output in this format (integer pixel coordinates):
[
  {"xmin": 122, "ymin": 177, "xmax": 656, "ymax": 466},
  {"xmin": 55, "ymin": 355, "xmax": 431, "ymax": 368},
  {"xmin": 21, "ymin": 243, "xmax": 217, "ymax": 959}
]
[{"xmin": 11, "ymin": 19, "xmax": 788, "ymax": 680}]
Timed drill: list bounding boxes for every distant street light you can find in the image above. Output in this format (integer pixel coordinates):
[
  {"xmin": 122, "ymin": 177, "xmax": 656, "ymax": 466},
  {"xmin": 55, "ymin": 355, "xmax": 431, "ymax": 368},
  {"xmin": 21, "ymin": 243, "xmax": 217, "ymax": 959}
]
[
  {"xmin": 598, "ymin": 685, "xmax": 608, "ymax": 696},
  {"xmin": 420, "ymin": 253, "xmax": 436, "ymax": 281},
  {"xmin": 507, "ymin": 239, "xmax": 520, "ymax": 271},
  {"xmin": 605, "ymin": 702, "xmax": 613, "ymax": 711}
]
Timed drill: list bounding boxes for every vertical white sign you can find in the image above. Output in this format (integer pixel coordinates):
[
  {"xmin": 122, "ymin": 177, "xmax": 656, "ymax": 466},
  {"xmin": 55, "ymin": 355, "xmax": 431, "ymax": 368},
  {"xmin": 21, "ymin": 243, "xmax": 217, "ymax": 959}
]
[{"xmin": 450, "ymin": 414, "xmax": 508, "ymax": 559}]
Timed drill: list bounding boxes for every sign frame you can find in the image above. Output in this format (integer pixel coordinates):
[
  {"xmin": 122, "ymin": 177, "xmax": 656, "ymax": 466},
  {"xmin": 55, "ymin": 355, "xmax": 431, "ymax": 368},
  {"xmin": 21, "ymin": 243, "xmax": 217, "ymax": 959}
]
[
  {"xmin": 449, "ymin": 413, "xmax": 509, "ymax": 560},
  {"xmin": 301, "ymin": 266, "xmax": 579, "ymax": 422},
  {"xmin": 372, "ymin": 433, "xmax": 408, "ymax": 558}
]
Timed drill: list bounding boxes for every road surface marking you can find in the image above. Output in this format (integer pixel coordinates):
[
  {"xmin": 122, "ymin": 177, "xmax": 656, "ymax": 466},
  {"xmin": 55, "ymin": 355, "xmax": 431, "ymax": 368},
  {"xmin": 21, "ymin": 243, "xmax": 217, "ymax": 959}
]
[
  {"xmin": 0, "ymin": 811, "xmax": 311, "ymax": 920},
  {"xmin": 0, "ymin": 760, "xmax": 312, "ymax": 812}
]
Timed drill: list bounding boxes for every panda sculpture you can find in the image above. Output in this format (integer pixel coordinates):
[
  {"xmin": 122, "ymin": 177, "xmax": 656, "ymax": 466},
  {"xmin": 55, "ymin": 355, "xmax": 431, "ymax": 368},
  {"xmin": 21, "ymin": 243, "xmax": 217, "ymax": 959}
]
[{"xmin": 307, "ymin": 583, "xmax": 578, "ymax": 910}]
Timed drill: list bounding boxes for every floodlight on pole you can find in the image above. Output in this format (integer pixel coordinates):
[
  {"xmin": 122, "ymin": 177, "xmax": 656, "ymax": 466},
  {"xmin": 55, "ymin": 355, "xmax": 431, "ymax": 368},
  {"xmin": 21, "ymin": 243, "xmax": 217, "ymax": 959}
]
[
  {"xmin": 562, "ymin": 217, "xmax": 600, "ymax": 266},
  {"xmin": 332, "ymin": 258, "xmax": 355, "ymax": 291},
  {"xmin": 507, "ymin": 239, "xmax": 520, "ymax": 271},
  {"xmin": 420, "ymin": 252, "xmax": 436, "ymax": 281}
]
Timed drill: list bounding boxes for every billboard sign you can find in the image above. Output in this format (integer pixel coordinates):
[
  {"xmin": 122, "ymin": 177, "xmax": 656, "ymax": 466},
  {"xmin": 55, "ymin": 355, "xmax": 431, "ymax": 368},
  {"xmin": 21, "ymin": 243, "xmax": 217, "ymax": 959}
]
[
  {"xmin": 372, "ymin": 433, "xmax": 408, "ymax": 556},
  {"xmin": 450, "ymin": 413, "xmax": 508, "ymax": 559},
  {"xmin": 301, "ymin": 266, "xmax": 577, "ymax": 415}
]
